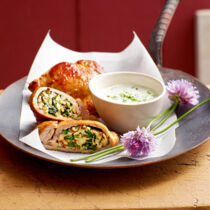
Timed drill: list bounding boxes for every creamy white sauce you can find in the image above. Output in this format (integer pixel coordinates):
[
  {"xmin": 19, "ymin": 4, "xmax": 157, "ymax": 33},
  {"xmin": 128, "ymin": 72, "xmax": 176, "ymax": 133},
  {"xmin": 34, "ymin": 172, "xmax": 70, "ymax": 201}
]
[{"xmin": 100, "ymin": 84, "xmax": 157, "ymax": 104}]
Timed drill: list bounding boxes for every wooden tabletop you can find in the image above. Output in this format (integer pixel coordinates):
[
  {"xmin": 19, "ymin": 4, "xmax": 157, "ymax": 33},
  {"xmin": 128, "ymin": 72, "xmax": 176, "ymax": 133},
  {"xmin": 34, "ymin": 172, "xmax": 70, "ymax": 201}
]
[{"xmin": 0, "ymin": 88, "xmax": 210, "ymax": 209}]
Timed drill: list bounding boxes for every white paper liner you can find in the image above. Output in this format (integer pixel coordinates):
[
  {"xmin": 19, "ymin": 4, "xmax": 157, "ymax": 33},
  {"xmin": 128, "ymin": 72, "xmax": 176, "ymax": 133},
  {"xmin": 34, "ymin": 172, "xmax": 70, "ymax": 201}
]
[{"xmin": 19, "ymin": 31, "xmax": 177, "ymax": 164}]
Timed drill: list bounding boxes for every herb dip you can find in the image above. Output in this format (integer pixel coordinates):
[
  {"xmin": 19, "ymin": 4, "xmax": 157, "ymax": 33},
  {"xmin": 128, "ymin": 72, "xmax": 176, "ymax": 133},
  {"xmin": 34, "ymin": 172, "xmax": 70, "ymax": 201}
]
[{"xmin": 101, "ymin": 84, "xmax": 157, "ymax": 104}]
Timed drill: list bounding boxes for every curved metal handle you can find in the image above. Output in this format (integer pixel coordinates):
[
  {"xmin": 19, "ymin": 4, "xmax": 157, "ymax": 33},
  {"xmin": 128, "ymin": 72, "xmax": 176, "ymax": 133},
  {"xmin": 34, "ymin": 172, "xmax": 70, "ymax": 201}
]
[{"xmin": 149, "ymin": 0, "xmax": 180, "ymax": 67}]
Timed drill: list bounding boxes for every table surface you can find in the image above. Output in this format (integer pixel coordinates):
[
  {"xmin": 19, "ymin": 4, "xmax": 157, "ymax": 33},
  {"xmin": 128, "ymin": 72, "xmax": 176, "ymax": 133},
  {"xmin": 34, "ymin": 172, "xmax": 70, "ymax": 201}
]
[{"xmin": 0, "ymin": 88, "xmax": 210, "ymax": 210}]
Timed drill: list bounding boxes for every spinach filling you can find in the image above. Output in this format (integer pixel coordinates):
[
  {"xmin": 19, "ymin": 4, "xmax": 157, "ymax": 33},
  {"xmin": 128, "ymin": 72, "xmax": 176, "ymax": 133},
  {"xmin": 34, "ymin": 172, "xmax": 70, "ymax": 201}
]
[
  {"xmin": 67, "ymin": 142, "xmax": 79, "ymax": 148},
  {"xmin": 60, "ymin": 126, "xmax": 107, "ymax": 150},
  {"xmin": 83, "ymin": 140, "xmax": 97, "ymax": 150},
  {"xmin": 48, "ymin": 106, "xmax": 58, "ymax": 116},
  {"xmin": 37, "ymin": 90, "xmax": 80, "ymax": 119}
]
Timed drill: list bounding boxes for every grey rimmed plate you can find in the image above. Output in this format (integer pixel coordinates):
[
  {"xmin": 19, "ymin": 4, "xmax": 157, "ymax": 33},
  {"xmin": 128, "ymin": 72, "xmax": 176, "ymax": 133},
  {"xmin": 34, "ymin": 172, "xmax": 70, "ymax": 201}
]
[{"xmin": 0, "ymin": 68, "xmax": 209, "ymax": 168}]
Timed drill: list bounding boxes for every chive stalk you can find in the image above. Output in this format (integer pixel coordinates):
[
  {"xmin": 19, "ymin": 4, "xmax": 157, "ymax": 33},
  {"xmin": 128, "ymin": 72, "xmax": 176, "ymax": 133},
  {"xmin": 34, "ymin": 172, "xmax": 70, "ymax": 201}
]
[
  {"xmin": 154, "ymin": 98, "xmax": 210, "ymax": 136},
  {"xmin": 70, "ymin": 144, "xmax": 123, "ymax": 161},
  {"xmin": 85, "ymin": 145, "xmax": 124, "ymax": 163},
  {"xmin": 146, "ymin": 103, "xmax": 174, "ymax": 129},
  {"xmin": 151, "ymin": 100, "xmax": 179, "ymax": 131}
]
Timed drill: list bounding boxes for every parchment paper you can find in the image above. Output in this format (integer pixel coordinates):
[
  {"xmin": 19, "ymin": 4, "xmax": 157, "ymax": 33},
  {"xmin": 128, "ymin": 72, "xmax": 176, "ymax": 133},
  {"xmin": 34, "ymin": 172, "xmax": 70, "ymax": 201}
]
[{"xmin": 19, "ymin": 31, "xmax": 177, "ymax": 164}]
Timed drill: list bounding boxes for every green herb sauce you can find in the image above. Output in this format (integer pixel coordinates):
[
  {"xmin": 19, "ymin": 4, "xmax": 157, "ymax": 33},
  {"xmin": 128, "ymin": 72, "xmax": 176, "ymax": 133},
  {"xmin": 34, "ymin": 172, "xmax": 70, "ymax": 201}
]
[{"xmin": 102, "ymin": 84, "xmax": 157, "ymax": 104}]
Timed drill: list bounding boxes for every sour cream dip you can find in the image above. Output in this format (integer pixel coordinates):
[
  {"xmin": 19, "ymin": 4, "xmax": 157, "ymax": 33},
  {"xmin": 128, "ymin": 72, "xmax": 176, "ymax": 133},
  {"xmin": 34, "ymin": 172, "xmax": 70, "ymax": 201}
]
[
  {"xmin": 89, "ymin": 72, "xmax": 166, "ymax": 133},
  {"xmin": 100, "ymin": 84, "xmax": 157, "ymax": 104}
]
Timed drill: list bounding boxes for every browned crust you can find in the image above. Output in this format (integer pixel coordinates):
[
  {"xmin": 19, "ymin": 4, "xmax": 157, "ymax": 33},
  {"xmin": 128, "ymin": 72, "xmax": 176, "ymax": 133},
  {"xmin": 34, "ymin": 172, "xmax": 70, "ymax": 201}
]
[
  {"xmin": 37, "ymin": 120, "xmax": 119, "ymax": 153},
  {"xmin": 29, "ymin": 88, "xmax": 44, "ymax": 121},
  {"xmin": 110, "ymin": 131, "xmax": 119, "ymax": 147},
  {"xmin": 37, "ymin": 121, "xmax": 58, "ymax": 136},
  {"xmin": 76, "ymin": 98, "xmax": 91, "ymax": 120},
  {"xmin": 37, "ymin": 121, "xmax": 58, "ymax": 144},
  {"xmin": 28, "ymin": 79, "xmax": 40, "ymax": 92},
  {"xmin": 29, "ymin": 87, "xmax": 81, "ymax": 121},
  {"xmin": 76, "ymin": 98, "xmax": 99, "ymax": 121}
]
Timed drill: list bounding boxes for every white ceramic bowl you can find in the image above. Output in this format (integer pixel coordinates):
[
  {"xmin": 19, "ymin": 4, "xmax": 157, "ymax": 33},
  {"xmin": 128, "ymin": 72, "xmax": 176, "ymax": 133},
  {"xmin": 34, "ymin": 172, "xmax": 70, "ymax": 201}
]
[{"xmin": 89, "ymin": 72, "xmax": 166, "ymax": 133}]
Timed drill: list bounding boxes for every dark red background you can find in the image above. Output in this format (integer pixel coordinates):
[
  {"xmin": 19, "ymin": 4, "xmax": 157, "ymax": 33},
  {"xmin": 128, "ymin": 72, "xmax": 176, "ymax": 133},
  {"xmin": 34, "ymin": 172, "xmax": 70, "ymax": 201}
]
[{"xmin": 1, "ymin": 0, "xmax": 210, "ymax": 89}]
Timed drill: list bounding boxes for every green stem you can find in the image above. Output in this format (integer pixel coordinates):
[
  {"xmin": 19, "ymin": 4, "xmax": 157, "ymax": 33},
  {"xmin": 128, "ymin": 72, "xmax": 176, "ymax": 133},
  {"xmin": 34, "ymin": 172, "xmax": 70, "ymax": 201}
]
[
  {"xmin": 151, "ymin": 100, "xmax": 179, "ymax": 131},
  {"xmin": 154, "ymin": 98, "xmax": 210, "ymax": 136},
  {"xmin": 85, "ymin": 145, "xmax": 124, "ymax": 163},
  {"xmin": 70, "ymin": 144, "xmax": 123, "ymax": 161},
  {"xmin": 146, "ymin": 104, "xmax": 174, "ymax": 129}
]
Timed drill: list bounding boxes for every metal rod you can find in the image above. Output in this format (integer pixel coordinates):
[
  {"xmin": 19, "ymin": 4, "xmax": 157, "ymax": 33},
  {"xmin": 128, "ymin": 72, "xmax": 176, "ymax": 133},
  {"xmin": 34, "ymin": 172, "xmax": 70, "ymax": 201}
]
[{"xmin": 149, "ymin": 0, "xmax": 181, "ymax": 67}]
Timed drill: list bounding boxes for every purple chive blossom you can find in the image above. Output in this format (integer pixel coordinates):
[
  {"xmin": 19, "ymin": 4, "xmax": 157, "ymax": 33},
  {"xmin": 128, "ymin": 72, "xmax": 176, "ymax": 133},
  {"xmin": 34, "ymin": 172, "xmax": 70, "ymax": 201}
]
[
  {"xmin": 121, "ymin": 127, "xmax": 156, "ymax": 158},
  {"xmin": 166, "ymin": 79, "xmax": 200, "ymax": 105}
]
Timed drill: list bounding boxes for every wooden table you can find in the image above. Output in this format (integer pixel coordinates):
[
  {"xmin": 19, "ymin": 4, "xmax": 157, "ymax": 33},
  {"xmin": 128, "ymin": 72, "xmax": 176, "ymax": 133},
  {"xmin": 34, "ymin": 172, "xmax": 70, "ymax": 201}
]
[{"xmin": 0, "ymin": 89, "xmax": 210, "ymax": 210}]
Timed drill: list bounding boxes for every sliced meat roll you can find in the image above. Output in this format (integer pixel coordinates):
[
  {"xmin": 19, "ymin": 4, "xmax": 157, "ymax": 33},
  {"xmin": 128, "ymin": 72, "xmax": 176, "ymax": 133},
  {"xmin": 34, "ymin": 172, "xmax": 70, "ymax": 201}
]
[
  {"xmin": 30, "ymin": 87, "xmax": 82, "ymax": 121},
  {"xmin": 37, "ymin": 120, "xmax": 119, "ymax": 153}
]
